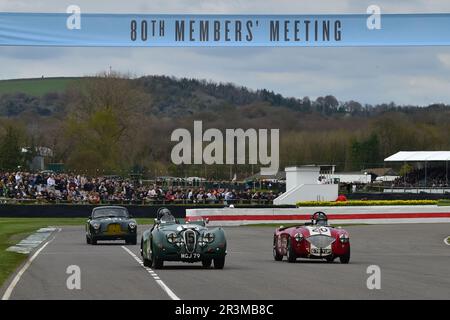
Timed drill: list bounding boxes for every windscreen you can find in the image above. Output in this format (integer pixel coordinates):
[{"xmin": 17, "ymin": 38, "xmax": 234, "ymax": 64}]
[{"xmin": 92, "ymin": 208, "xmax": 128, "ymax": 219}]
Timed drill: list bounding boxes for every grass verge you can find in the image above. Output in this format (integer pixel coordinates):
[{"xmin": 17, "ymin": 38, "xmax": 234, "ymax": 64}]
[
  {"xmin": 437, "ymin": 199, "xmax": 450, "ymax": 206},
  {"xmin": 296, "ymin": 200, "xmax": 438, "ymax": 207}
]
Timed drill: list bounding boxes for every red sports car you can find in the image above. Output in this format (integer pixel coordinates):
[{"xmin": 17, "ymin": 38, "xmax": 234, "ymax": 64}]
[{"xmin": 273, "ymin": 212, "xmax": 350, "ymax": 263}]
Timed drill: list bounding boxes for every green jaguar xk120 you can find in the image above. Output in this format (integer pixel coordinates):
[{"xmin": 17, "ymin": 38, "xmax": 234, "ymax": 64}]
[
  {"xmin": 86, "ymin": 206, "xmax": 137, "ymax": 245},
  {"xmin": 140, "ymin": 208, "xmax": 227, "ymax": 269}
]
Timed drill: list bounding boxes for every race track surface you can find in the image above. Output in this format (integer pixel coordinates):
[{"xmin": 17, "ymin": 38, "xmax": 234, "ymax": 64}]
[{"xmin": 3, "ymin": 224, "xmax": 450, "ymax": 300}]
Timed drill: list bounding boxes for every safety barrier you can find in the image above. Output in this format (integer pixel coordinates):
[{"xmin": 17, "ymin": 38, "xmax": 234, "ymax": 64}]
[
  {"xmin": 186, "ymin": 205, "xmax": 450, "ymax": 226},
  {"xmin": 0, "ymin": 203, "xmax": 294, "ymax": 218}
]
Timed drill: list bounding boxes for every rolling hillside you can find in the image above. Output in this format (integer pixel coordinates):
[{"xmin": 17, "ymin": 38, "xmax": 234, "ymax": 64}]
[{"xmin": 0, "ymin": 77, "xmax": 78, "ymax": 97}]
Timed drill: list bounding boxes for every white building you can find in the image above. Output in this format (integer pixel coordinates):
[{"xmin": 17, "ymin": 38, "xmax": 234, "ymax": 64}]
[
  {"xmin": 334, "ymin": 172, "xmax": 372, "ymax": 184},
  {"xmin": 274, "ymin": 166, "xmax": 338, "ymax": 205}
]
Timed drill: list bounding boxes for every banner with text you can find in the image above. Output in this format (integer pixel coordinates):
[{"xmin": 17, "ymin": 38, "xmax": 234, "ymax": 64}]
[{"xmin": 1, "ymin": 13, "xmax": 450, "ymax": 47}]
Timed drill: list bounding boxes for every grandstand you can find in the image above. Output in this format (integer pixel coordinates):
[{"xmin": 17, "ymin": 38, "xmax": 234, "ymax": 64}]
[{"xmin": 384, "ymin": 151, "xmax": 450, "ymax": 194}]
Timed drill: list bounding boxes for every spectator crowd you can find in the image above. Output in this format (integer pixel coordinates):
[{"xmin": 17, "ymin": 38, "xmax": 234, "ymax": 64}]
[
  {"xmin": 391, "ymin": 167, "xmax": 449, "ymax": 188},
  {"xmin": 0, "ymin": 171, "xmax": 280, "ymax": 204}
]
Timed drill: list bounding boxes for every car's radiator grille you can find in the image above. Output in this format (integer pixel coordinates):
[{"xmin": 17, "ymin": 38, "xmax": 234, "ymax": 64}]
[
  {"xmin": 306, "ymin": 235, "xmax": 335, "ymax": 248},
  {"xmin": 183, "ymin": 229, "xmax": 197, "ymax": 253}
]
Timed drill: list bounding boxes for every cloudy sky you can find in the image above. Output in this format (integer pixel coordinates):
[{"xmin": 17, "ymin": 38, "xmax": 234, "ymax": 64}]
[{"xmin": 1, "ymin": 0, "xmax": 450, "ymax": 105}]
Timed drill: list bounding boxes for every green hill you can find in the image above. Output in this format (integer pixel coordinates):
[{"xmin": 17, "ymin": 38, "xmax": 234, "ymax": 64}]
[{"xmin": 0, "ymin": 77, "xmax": 78, "ymax": 96}]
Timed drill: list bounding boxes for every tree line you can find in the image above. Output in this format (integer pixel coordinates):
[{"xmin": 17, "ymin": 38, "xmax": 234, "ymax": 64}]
[{"xmin": 0, "ymin": 73, "xmax": 449, "ymax": 178}]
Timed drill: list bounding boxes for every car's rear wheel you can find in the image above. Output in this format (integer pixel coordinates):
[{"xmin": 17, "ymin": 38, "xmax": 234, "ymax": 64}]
[
  {"xmin": 286, "ymin": 237, "xmax": 296, "ymax": 263},
  {"xmin": 273, "ymin": 247, "xmax": 283, "ymax": 261},
  {"xmin": 213, "ymin": 256, "xmax": 225, "ymax": 269},
  {"xmin": 202, "ymin": 259, "xmax": 212, "ymax": 268},
  {"xmin": 339, "ymin": 248, "xmax": 350, "ymax": 264},
  {"xmin": 325, "ymin": 255, "xmax": 334, "ymax": 263}
]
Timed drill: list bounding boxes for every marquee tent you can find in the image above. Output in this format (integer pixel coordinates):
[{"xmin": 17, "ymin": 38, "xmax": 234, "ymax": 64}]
[{"xmin": 384, "ymin": 151, "xmax": 450, "ymax": 187}]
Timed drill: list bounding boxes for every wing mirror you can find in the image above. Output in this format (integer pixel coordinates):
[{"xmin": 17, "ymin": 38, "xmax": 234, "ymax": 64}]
[
  {"xmin": 154, "ymin": 218, "xmax": 161, "ymax": 225},
  {"xmin": 205, "ymin": 218, "xmax": 209, "ymax": 225}
]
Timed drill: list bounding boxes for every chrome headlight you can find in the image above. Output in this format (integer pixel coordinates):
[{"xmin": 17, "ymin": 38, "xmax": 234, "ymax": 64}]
[
  {"xmin": 203, "ymin": 232, "xmax": 215, "ymax": 243},
  {"xmin": 128, "ymin": 222, "xmax": 136, "ymax": 229},
  {"xmin": 166, "ymin": 232, "xmax": 178, "ymax": 243},
  {"xmin": 294, "ymin": 232, "xmax": 304, "ymax": 242},
  {"xmin": 92, "ymin": 222, "xmax": 100, "ymax": 230},
  {"xmin": 339, "ymin": 233, "xmax": 349, "ymax": 243}
]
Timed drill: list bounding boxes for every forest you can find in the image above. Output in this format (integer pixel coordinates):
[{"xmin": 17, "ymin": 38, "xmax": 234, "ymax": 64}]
[{"xmin": 0, "ymin": 73, "xmax": 449, "ymax": 179}]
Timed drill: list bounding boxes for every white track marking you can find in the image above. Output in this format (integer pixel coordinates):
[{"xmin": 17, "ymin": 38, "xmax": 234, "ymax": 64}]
[
  {"xmin": 444, "ymin": 237, "xmax": 450, "ymax": 246},
  {"xmin": 2, "ymin": 229, "xmax": 60, "ymax": 300},
  {"xmin": 121, "ymin": 246, "xmax": 180, "ymax": 300}
]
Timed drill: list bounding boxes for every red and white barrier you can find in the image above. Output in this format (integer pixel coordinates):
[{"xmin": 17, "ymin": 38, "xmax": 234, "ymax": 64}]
[{"xmin": 186, "ymin": 206, "xmax": 450, "ymax": 226}]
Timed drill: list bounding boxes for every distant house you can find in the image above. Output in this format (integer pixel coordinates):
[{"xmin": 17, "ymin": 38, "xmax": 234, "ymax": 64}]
[
  {"xmin": 363, "ymin": 168, "xmax": 399, "ymax": 183},
  {"xmin": 22, "ymin": 146, "xmax": 54, "ymax": 171},
  {"xmin": 364, "ymin": 167, "xmax": 398, "ymax": 178},
  {"xmin": 245, "ymin": 171, "xmax": 286, "ymax": 182}
]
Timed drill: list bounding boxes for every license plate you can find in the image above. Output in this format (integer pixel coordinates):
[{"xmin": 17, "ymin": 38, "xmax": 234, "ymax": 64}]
[
  {"xmin": 311, "ymin": 248, "xmax": 332, "ymax": 255},
  {"xmin": 180, "ymin": 253, "xmax": 201, "ymax": 259},
  {"xmin": 107, "ymin": 224, "xmax": 122, "ymax": 234}
]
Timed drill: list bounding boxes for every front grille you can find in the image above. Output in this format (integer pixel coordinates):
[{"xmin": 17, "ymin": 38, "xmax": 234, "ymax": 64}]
[
  {"xmin": 306, "ymin": 235, "xmax": 335, "ymax": 248},
  {"xmin": 183, "ymin": 229, "xmax": 197, "ymax": 253}
]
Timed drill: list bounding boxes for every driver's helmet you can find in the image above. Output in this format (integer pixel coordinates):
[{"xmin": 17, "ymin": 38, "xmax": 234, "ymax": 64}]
[
  {"xmin": 157, "ymin": 207, "xmax": 176, "ymax": 223},
  {"xmin": 311, "ymin": 211, "xmax": 328, "ymax": 226}
]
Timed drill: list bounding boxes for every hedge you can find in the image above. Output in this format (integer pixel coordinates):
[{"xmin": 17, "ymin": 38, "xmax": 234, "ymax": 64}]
[{"xmin": 296, "ymin": 200, "xmax": 438, "ymax": 207}]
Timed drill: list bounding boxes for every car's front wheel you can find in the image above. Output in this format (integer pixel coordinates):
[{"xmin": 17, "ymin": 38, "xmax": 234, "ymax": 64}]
[
  {"xmin": 153, "ymin": 256, "xmax": 164, "ymax": 269},
  {"xmin": 339, "ymin": 248, "xmax": 350, "ymax": 264},
  {"xmin": 286, "ymin": 237, "xmax": 296, "ymax": 263},
  {"xmin": 143, "ymin": 256, "xmax": 152, "ymax": 267},
  {"xmin": 126, "ymin": 236, "xmax": 137, "ymax": 245},
  {"xmin": 91, "ymin": 237, "xmax": 97, "ymax": 245},
  {"xmin": 141, "ymin": 239, "xmax": 152, "ymax": 267},
  {"xmin": 140, "ymin": 238, "xmax": 144, "ymax": 257},
  {"xmin": 202, "ymin": 259, "xmax": 212, "ymax": 268},
  {"xmin": 213, "ymin": 256, "xmax": 225, "ymax": 269},
  {"xmin": 273, "ymin": 247, "xmax": 283, "ymax": 261},
  {"xmin": 151, "ymin": 242, "xmax": 164, "ymax": 269},
  {"xmin": 86, "ymin": 235, "xmax": 91, "ymax": 244}
]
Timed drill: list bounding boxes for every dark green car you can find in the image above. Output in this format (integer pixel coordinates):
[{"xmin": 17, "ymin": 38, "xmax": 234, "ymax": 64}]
[
  {"xmin": 86, "ymin": 206, "xmax": 137, "ymax": 245},
  {"xmin": 140, "ymin": 208, "xmax": 227, "ymax": 269}
]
